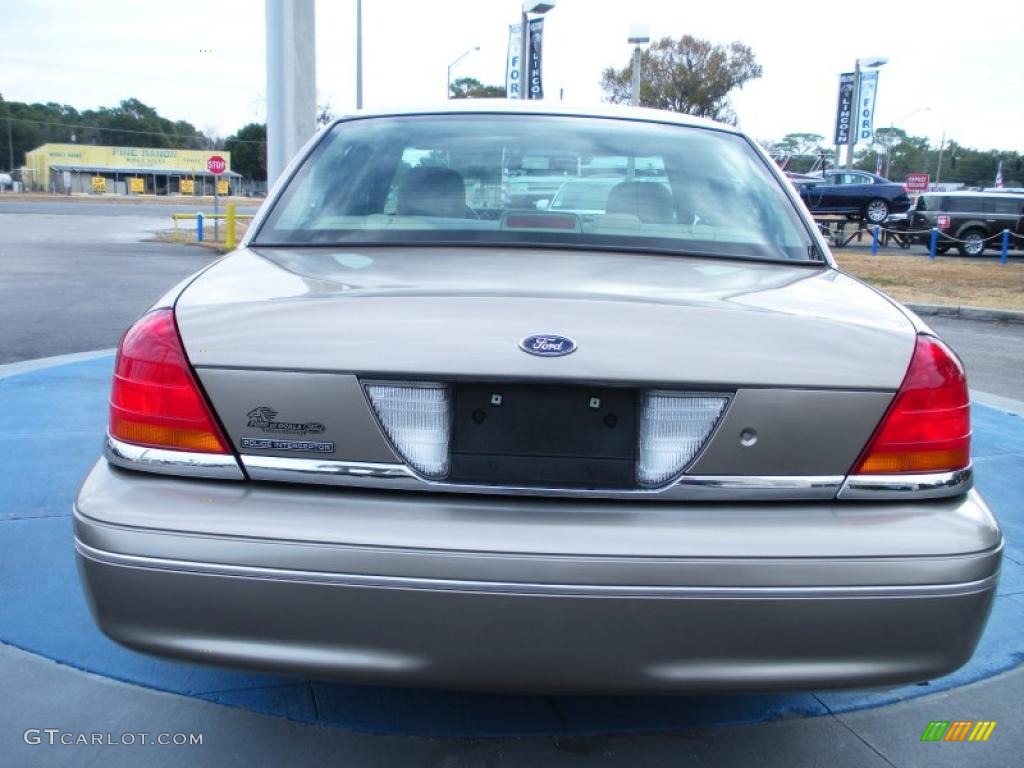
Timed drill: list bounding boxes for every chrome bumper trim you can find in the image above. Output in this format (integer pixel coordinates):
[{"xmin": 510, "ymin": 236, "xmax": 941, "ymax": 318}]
[
  {"xmin": 108, "ymin": 439, "xmax": 972, "ymax": 503},
  {"xmin": 241, "ymin": 454, "xmax": 844, "ymax": 500},
  {"xmin": 838, "ymin": 467, "xmax": 973, "ymax": 500},
  {"xmin": 74, "ymin": 539, "xmax": 998, "ymax": 599},
  {"xmin": 105, "ymin": 435, "xmax": 245, "ymax": 480}
]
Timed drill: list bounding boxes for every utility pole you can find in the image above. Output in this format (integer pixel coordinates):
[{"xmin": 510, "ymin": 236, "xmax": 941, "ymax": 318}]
[
  {"xmin": 1, "ymin": 93, "xmax": 13, "ymax": 172},
  {"xmin": 934, "ymin": 130, "xmax": 946, "ymax": 190},
  {"xmin": 884, "ymin": 123, "xmax": 895, "ymax": 179}
]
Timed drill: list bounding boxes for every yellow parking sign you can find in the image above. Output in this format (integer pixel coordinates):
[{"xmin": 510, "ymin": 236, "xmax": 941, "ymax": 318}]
[
  {"xmin": 129, "ymin": 177, "xmax": 144, "ymax": 193},
  {"xmin": 180, "ymin": 178, "xmax": 194, "ymax": 194},
  {"xmin": 216, "ymin": 180, "xmax": 229, "ymax": 196},
  {"xmin": 91, "ymin": 176, "xmax": 107, "ymax": 193}
]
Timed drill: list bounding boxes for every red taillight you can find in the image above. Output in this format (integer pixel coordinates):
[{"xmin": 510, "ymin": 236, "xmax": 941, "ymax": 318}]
[
  {"xmin": 853, "ymin": 335, "xmax": 970, "ymax": 474},
  {"xmin": 109, "ymin": 309, "xmax": 230, "ymax": 454}
]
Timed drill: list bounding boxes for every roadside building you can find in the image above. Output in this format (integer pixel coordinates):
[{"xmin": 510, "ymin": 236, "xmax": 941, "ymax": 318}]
[{"xmin": 21, "ymin": 143, "xmax": 238, "ymax": 195}]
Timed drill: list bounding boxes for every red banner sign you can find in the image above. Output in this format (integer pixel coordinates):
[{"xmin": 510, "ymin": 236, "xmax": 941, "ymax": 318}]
[{"xmin": 906, "ymin": 172, "xmax": 929, "ymax": 192}]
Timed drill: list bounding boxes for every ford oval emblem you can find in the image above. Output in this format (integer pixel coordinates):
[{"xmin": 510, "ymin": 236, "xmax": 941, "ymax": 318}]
[{"xmin": 520, "ymin": 334, "xmax": 577, "ymax": 357}]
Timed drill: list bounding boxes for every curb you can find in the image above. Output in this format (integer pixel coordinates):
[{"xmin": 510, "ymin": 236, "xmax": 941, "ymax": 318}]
[
  {"xmin": 906, "ymin": 302, "xmax": 1024, "ymax": 324},
  {"xmin": 0, "ymin": 349, "xmax": 116, "ymax": 380}
]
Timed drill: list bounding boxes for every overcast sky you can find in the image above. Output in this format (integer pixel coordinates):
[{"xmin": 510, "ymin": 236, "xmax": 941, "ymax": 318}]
[{"xmin": 2, "ymin": 0, "xmax": 1020, "ymax": 150}]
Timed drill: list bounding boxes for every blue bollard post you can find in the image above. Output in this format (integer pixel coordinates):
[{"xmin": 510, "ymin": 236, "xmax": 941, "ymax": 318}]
[
  {"xmin": 871, "ymin": 225, "xmax": 880, "ymax": 256},
  {"xmin": 929, "ymin": 227, "xmax": 938, "ymax": 259},
  {"xmin": 196, "ymin": 213, "xmax": 204, "ymax": 242},
  {"xmin": 1001, "ymin": 229, "xmax": 1010, "ymax": 265}
]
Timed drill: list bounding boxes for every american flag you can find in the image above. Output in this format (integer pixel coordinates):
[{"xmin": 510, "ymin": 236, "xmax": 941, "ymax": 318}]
[{"xmin": 995, "ymin": 160, "xmax": 1004, "ymax": 189}]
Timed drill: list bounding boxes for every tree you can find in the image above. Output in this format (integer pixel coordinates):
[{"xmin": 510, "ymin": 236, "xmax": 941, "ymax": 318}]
[
  {"xmin": 763, "ymin": 133, "xmax": 830, "ymax": 173},
  {"xmin": 449, "ymin": 77, "xmax": 506, "ymax": 99},
  {"xmin": 770, "ymin": 133, "xmax": 825, "ymax": 158},
  {"xmin": 224, "ymin": 123, "xmax": 267, "ymax": 181},
  {"xmin": 600, "ymin": 35, "xmax": 762, "ymax": 124},
  {"xmin": 0, "ymin": 97, "xmax": 208, "ymax": 171}
]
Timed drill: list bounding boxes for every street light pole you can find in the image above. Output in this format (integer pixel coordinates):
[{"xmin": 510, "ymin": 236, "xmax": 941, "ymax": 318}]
[
  {"xmin": 627, "ymin": 24, "xmax": 650, "ymax": 107},
  {"xmin": 630, "ymin": 46, "xmax": 642, "ymax": 106},
  {"xmin": 846, "ymin": 60, "xmax": 860, "ymax": 169},
  {"xmin": 521, "ymin": 2, "xmax": 556, "ymax": 100},
  {"xmin": 447, "ymin": 46, "xmax": 480, "ymax": 99},
  {"xmin": 520, "ymin": 8, "xmax": 529, "ymax": 100},
  {"xmin": 355, "ymin": 0, "xmax": 363, "ymax": 109},
  {"xmin": 847, "ymin": 56, "xmax": 887, "ymax": 170}
]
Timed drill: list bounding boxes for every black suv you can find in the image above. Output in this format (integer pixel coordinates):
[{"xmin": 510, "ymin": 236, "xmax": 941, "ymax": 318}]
[{"xmin": 909, "ymin": 192, "xmax": 1024, "ymax": 256}]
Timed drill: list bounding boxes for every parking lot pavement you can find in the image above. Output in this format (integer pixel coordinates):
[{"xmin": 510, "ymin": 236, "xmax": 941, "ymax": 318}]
[
  {"xmin": 3, "ymin": 640, "xmax": 1021, "ymax": 767},
  {"xmin": 928, "ymin": 316, "xmax": 1024, "ymax": 401},
  {"xmin": 0, "ymin": 206, "xmax": 219, "ymax": 363},
  {"xmin": 0, "ymin": 199, "xmax": 261, "ymax": 217}
]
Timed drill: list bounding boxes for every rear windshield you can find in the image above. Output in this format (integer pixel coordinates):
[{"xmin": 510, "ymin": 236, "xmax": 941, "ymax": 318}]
[{"xmin": 255, "ymin": 114, "xmax": 817, "ymax": 262}]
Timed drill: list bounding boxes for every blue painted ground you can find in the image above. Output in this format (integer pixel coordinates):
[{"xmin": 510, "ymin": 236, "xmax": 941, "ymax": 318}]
[{"xmin": 1, "ymin": 354, "xmax": 1021, "ymax": 736}]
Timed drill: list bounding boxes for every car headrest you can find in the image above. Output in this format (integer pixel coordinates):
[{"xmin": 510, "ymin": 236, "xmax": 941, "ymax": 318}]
[
  {"xmin": 397, "ymin": 166, "xmax": 467, "ymax": 218},
  {"xmin": 605, "ymin": 181, "xmax": 674, "ymax": 224}
]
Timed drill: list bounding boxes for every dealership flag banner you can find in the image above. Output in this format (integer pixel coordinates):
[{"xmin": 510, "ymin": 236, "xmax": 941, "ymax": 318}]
[
  {"xmin": 527, "ymin": 17, "xmax": 544, "ymax": 100},
  {"xmin": 857, "ymin": 70, "xmax": 879, "ymax": 144},
  {"xmin": 995, "ymin": 160, "xmax": 1004, "ymax": 188},
  {"xmin": 833, "ymin": 73, "xmax": 855, "ymax": 146},
  {"xmin": 506, "ymin": 24, "xmax": 523, "ymax": 99}
]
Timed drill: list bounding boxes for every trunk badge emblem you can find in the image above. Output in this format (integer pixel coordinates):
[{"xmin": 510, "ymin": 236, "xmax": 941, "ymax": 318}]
[{"xmin": 519, "ymin": 334, "xmax": 577, "ymax": 357}]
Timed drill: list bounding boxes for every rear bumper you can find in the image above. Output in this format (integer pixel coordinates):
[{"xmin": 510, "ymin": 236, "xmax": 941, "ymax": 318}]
[{"xmin": 74, "ymin": 460, "xmax": 1002, "ymax": 694}]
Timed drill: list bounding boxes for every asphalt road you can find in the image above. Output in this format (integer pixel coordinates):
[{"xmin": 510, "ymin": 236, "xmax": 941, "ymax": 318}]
[{"xmin": 1, "ymin": 199, "xmax": 1021, "ymax": 401}]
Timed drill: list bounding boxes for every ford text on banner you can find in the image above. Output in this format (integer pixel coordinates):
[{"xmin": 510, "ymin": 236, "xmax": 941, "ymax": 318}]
[
  {"xmin": 527, "ymin": 17, "xmax": 544, "ymax": 100},
  {"xmin": 506, "ymin": 24, "xmax": 523, "ymax": 99},
  {"xmin": 834, "ymin": 73, "xmax": 855, "ymax": 146},
  {"xmin": 857, "ymin": 71, "xmax": 879, "ymax": 144}
]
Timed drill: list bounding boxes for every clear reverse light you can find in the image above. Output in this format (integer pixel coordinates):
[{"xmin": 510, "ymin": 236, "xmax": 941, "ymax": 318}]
[
  {"xmin": 638, "ymin": 392, "xmax": 729, "ymax": 487},
  {"xmin": 366, "ymin": 383, "xmax": 451, "ymax": 479}
]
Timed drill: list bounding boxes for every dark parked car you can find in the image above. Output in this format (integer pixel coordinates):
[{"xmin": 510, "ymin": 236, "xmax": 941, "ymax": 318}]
[
  {"xmin": 791, "ymin": 170, "xmax": 912, "ymax": 224},
  {"xmin": 909, "ymin": 191, "xmax": 1024, "ymax": 257}
]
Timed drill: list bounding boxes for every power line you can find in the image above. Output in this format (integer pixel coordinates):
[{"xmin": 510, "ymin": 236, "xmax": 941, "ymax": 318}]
[{"xmin": 3, "ymin": 116, "xmax": 266, "ymax": 145}]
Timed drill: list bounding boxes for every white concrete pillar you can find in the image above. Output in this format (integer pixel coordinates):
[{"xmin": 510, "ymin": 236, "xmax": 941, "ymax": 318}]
[{"xmin": 265, "ymin": 0, "xmax": 316, "ymax": 187}]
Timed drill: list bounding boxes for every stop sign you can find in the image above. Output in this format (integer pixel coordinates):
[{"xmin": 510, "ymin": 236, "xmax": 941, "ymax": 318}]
[{"xmin": 207, "ymin": 155, "xmax": 226, "ymax": 175}]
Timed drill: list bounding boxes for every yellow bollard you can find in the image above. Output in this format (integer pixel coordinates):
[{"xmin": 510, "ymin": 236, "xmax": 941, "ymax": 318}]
[{"xmin": 225, "ymin": 203, "xmax": 237, "ymax": 250}]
